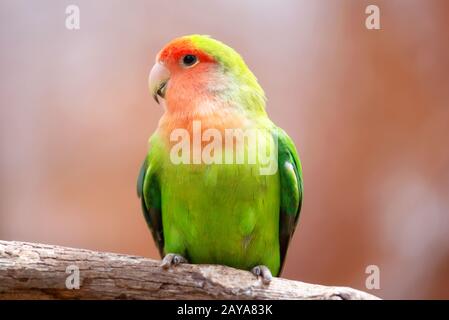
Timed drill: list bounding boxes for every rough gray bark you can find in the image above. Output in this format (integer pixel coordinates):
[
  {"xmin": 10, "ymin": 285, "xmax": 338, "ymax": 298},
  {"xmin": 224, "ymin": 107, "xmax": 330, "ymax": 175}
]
[{"xmin": 0, "ymin": 240, "xmax": 380, "ymax": 300}]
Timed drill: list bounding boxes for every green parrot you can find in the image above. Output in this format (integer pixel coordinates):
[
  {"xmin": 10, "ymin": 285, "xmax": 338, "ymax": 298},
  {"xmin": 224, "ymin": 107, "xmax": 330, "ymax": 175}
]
[{"xmin": 137, "ymin": 35, "xmax": 303, "ymax": 283}]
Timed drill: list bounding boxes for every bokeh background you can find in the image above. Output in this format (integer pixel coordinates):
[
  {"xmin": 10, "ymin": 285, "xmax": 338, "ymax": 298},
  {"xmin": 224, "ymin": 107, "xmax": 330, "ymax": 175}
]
[{"xmin": 1, "ymin": 0, "xmax": 448, "ymax": 299}]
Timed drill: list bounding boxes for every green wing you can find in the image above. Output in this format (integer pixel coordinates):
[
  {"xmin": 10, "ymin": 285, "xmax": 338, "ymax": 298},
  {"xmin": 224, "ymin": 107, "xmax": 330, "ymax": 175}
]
[
  {"xmin": 276, "ymin": 127, "xmax": 303, "ymax": 274},
  {"xmin": 137, "ymin": 147, "xmax": 164, "ymax": 257}
]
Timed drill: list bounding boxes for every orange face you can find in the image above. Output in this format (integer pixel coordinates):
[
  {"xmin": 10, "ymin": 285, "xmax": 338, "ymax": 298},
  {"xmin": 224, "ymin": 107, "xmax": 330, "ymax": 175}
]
[
  {"xmin": 149, "ymin": 37, "xmax": 245, "ymax": 140},
  {"xmin": 149, "ymin": 38, "xmax": 219, "ymax": 109}
]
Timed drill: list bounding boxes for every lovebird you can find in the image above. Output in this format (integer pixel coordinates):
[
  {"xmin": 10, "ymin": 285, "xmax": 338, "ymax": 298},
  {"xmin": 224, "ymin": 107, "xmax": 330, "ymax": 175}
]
[{"xmin": 138, "ymin": 35, "xmax": 303, "ymax": 283}]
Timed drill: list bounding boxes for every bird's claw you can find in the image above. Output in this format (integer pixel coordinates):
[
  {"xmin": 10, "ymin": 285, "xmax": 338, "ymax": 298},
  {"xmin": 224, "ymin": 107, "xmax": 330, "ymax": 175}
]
[
  {"xmin": 251, "ymin": 265, "xmax": 273, "ymax": 285},
  {"xmin": 160, "ymin": 253, "xmax": 188, "ymax": 269}
]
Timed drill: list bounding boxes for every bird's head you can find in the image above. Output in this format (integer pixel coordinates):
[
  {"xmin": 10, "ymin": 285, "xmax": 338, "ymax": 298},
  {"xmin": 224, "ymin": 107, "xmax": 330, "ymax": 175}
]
[{"xmin": 149, "ymin": 35, "xmax": 265, "ymax": 113}]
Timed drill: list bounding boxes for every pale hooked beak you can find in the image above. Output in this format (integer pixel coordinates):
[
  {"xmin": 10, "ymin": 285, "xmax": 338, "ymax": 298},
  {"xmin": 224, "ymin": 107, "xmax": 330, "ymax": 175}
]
[{"xmin": 149, "ymin": 62, "xmax": 170, "ymax": 104}]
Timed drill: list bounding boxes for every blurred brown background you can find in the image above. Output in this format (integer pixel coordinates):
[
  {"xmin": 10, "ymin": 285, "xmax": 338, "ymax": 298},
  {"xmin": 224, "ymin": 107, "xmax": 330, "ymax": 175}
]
[{"xmin": 1, "ymin": 0, "xmax": 448, "ymax": 299}]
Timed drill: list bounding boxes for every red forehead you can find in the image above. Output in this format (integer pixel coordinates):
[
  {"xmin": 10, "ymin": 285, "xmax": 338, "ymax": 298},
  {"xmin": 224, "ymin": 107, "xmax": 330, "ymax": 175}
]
[{"xmin": 157, "ymin": 38, "xmax": 215, "ymax": 64}]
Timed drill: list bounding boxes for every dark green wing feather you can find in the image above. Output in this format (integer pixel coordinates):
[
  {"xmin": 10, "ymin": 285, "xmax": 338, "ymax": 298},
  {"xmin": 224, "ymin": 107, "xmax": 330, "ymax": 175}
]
[
  {"xmin": 275, "ymin": 128, "xmax": 303, "ymax": 274},
  {"xmin": 137, "ymin": 155, "xmax": 164, "ymax": 257}
]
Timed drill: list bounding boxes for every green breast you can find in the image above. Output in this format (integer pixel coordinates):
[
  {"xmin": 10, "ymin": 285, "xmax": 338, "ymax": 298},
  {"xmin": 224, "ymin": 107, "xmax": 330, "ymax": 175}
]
[{"xmin": 159, "ymin": 138, "xmax": 281, "ymax": 275}]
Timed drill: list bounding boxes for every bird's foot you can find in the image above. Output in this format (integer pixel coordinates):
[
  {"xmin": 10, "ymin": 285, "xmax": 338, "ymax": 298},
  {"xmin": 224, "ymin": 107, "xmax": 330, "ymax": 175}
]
[
  {"xmin": 160, "ymin": 253, "xmax": 188, "ymax": 269},
  {"xmin": 251, "ymin": 265, "xmax": 273, "ymax": 285}
]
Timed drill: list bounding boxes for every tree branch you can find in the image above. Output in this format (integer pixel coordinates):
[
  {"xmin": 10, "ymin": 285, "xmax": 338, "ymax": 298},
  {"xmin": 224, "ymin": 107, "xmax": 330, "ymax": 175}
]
[{"xmin": 0, "ymin": 240, "xmax": 380, "ymax": 300}]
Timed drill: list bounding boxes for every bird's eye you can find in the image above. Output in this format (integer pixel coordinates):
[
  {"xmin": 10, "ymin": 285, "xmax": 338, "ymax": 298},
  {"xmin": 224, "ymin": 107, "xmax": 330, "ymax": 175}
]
[{"xmin": 182, "ymin": 54, "xmax": 198, "ymax": 67}]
